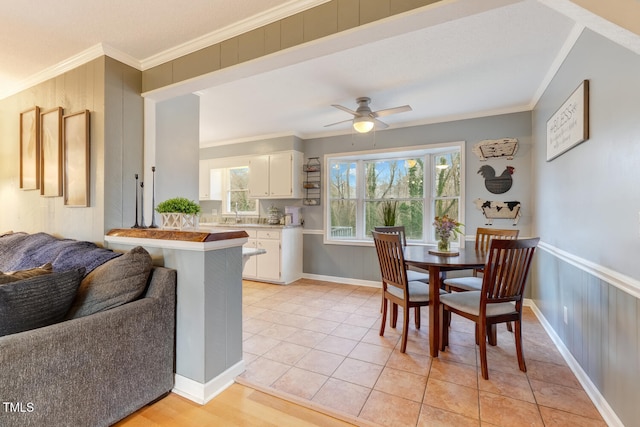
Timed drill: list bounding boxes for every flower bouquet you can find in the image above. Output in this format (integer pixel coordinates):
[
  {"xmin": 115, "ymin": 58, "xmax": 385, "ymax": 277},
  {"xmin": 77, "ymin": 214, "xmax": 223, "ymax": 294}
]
[{"xmin": 431, "ymin": 215, "xmax": 463, "ymax": 255}]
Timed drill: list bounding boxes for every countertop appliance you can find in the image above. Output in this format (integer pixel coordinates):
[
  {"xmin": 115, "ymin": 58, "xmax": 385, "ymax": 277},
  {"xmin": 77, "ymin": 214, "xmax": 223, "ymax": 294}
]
[{"xmin": 285, "ymin": 206, "xmax": 302, "ymax": 225}]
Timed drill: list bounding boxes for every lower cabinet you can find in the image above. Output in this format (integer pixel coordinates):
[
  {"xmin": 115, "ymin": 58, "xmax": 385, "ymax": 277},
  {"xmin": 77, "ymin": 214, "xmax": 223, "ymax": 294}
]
[{"xmin": 242, "ymin": 227, "xmax": 302, "ymax": 284}]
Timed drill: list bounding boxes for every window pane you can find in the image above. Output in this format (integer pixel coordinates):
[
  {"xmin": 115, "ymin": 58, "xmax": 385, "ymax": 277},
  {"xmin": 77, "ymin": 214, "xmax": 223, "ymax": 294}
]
[
  {"xmin": 229, "ymin": 167, "xmax": 249, "ymax": 191},
  {"xmin": 228, "ymin": 166, "xmax": 256, "ymax": 212},
  {"xmin": 364, "ymin": 159, "xmax": 423, "ymax": 199},
  {"xmin": 329, "ymin": 161, "xmax": 357, "ymax": 199},
  {"xmin": 229, "ymin": 190, "xmax": 256, "ymax": 212},
  {"xmin": 363, "ymin": 200, "xmax": 423, "ymax": 239},
  {"xmin": 434, "ymin": 153, "xmax": 460, "ymax": 197},
  {"xmin": 398, "ymin": 200, "xmax": 423, "ymax": 240},
  {"xmin": 434, "ymin": 199, "xmax": 459, "ymax": 221},
  {"xmin": 329, "ymin": 200, "xmax": 356, "ymax": 238}
]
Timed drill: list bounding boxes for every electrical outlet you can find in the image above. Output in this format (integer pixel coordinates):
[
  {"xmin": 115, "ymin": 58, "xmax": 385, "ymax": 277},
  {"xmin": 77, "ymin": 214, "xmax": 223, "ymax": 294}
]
[{"xmin": 563, "ymin": 306, "xmax": 568, "ymax": 325}]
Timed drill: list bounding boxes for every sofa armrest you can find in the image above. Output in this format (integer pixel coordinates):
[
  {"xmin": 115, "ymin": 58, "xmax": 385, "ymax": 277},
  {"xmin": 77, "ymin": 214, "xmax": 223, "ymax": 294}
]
[{"xmin": 0, "ymin": 267, "xmax": 176, "ymax": 427}]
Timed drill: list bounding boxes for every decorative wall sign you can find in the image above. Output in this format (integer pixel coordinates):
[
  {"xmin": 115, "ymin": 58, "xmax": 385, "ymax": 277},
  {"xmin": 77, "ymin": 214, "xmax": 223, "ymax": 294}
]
[
  {"xmin": 63, "ymin": 110, "xmax": 90, "ymax": 207},
  {"xmin": 472, "ymin": 138, "xmax": 518, "ymax": 161},
  {"xmin": 19, "ymin": 106, "xmax": 41, "ymax": 190},
  {"xmin": 546, "ymin": 80, "xmax": 589, "ymax": 161},
  {"xmin": 478, "ymin": 165, "xmax": 514, "ymax": 194},
  {"xmin": 473, "ymin": 198, "xmax": 521, "ymax": 225},
  {"xmin": 40, "ymin": 107, "xmax": 63, "ymax": 197}
]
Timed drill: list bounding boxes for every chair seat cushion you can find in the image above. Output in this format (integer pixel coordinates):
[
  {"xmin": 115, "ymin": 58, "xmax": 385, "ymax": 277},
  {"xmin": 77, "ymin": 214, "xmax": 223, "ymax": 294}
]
[
  {"xmin": 406, "ymin": 269, "xmax": 429, "ymax": 283},
  {"xmin": 387, "ymin": 281, "xmax": 446, "ymax": 302},
  {"xmin": 439, "ymin": 291, "xmax": 516, "ymax": 317},
  {"xmin": 443, "ymin": 276, "xmax": 482, "ymax": 291}
]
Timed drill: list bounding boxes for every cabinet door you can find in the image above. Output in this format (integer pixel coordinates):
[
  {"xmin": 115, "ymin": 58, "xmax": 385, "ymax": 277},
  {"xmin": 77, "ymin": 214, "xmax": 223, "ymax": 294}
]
[
  {"xmin": 268, "ymin": 153, "xmax": 293, "ymax": 197},
  {"xmin": 257, "ymin": 238, "xmax": 280, "ymax": 281},
  {"xmin": 199, "ymin": 160, "xmax": 210, "ymax": 200},
  {"xmin": 242, "ymin": 238, "xmax": 258, "ymax": 279},
  {"xmin": 209, "ymin": 168, "xmax": 223, "ymax": 200},
  {"xmin": 248, "ymin": 156, "xmax": 269, "ymax": 197}
]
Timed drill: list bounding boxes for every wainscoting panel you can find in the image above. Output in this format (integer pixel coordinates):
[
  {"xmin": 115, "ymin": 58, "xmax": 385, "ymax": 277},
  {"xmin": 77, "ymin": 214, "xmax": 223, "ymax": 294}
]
[{"xmin": 531, "ymin": 247, "xmax": 639, "ymax": 426}]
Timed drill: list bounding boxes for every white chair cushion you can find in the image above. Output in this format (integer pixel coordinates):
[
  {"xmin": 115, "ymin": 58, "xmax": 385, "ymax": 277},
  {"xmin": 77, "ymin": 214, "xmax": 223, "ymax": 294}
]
[
  {"xmin": 387, "ymin": 281, "xmax": 446, "ymax": 303},
  {"xmin": 439, "ymin": 291, "xmax": 516, "ymax": 317},
  {"xmin": 443, "ymin": 276, "xmax": 482, "ymax": 291},
  {"xmin": 406, "ymin": 270, "xmax": 429, "ymax": 283}
]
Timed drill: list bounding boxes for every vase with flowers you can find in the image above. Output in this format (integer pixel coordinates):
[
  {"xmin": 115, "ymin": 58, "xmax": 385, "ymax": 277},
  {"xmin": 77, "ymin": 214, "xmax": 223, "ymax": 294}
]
[{"xmin": 432, "ymin": 215, "xmax": 463, "ymax": 254}]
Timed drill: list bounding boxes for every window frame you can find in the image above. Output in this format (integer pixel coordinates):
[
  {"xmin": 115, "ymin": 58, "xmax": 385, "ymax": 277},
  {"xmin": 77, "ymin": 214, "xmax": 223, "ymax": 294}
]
[
  {"xmin": 323, "ymin": 142, "xmax": 465, "ymax": 246},
  {"xmin": 222, "ymin": 165, "xmax": 259, "ymax": 216}
]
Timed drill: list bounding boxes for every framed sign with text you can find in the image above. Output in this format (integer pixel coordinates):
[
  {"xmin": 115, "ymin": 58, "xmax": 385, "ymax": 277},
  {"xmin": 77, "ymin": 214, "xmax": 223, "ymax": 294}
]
[{"xmin": 546, "ymin": 80, "xmax": 589, "ymax": 161}]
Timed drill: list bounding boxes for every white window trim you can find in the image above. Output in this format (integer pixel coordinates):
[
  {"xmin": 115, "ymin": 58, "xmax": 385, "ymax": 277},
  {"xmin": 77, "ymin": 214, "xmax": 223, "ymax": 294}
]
[
  {"xmin": 206, "ymin": 155, "xmax": 260, "ymax": 217},
  {"xmin": 322, "ymin": 141, "xmax": 465, "ymax": 246}
]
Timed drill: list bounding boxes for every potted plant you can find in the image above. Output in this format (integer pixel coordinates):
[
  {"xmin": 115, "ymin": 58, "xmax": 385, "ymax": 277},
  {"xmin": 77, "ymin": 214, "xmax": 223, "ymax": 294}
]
[
  {"xmin": 380, "ymin": 200, "xmax": 398, "ymax": 226},
  {"xmin": 155, "ymin": 197, "xmax": 201, "ymax": 230}
]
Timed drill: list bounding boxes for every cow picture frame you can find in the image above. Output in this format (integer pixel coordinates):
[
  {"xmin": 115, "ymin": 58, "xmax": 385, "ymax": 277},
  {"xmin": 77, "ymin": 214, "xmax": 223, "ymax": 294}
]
[
  {"xmin": 63, "ymin": 110, "xmax": 90, "ymax": 207},
  {"xmin": 40, "ymin": 107, "xmax": 63, "ymax": 197},
  {"xmin": 19, "ymin": 106, "xmax": 41, "ymax": 190},
  {"xmin": 546, "ymin": 80, "xmax": 589, "ymax": 161}
]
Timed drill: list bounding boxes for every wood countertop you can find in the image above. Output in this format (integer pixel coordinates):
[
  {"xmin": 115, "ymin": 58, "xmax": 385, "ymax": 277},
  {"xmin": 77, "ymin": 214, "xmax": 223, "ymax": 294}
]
[{"xmin": 106, "ymin": 228, "xmax": 249, "ymax": 243}]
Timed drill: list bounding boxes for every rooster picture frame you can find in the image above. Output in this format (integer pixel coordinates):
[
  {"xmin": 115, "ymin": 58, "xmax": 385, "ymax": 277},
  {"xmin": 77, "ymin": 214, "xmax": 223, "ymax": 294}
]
[{"xmin": 546, "ymin": 80, "xmax": 589, "ymax": 161}]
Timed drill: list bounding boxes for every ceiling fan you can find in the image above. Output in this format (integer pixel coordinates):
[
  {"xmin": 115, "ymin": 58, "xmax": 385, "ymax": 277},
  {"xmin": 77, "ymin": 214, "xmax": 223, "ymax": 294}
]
[{"xmin": 325, "ymin": 97, "xmax": 412, "ymax": 133}]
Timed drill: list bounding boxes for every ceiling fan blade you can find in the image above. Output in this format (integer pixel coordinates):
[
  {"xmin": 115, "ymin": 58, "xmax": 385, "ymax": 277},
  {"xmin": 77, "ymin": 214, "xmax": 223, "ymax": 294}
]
[
  {"xmin": 331, "ymin": 104, "xmax": 360, "ymax": 116},
  {"xmin": 372, "ymin": 105, "xmax": 412, "ymax": 118},
  {"xmin": 373, "ymin": 118, "xmax": 389, "ymax": 129},
  {"xmin": 324, "ymin": 118, "xmax": 354, "ymax": 128}
]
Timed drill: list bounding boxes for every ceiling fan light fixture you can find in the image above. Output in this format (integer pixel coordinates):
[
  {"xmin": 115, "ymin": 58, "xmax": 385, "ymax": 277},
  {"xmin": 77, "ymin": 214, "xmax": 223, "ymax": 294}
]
[{"xmin": 353, "ymin": 116, "xmax": 374, "ymax": 133}]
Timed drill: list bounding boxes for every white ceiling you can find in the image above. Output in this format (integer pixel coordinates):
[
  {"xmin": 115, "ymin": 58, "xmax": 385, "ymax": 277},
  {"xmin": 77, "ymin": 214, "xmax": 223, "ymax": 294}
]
[{"xmin": 1, "ymin": 0, "xmax": 634, "ymax": 147}]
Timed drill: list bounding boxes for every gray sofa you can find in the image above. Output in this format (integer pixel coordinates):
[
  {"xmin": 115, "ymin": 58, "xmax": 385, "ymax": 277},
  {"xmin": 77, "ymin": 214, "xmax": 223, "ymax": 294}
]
[{"xmin": 0, "ymin": 233, "xmax": 176, "ymax": 427}]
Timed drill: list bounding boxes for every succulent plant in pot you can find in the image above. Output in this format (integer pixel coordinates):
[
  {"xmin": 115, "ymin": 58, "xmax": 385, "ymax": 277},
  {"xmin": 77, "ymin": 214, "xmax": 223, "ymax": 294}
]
[{"xmin": 155, "ymin": 197, "xmax": 201, "ymax": 230}]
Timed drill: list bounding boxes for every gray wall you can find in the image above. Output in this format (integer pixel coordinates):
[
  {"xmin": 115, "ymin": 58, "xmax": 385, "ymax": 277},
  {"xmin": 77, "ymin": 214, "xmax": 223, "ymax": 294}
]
[
  {"xmin": 531, "ymin": 29, "xmax": 640, "ymax": 426},
  {"xmin": 301, "ymin": 112, "xmax": 533, "ymax": 281},
  {"xmin": 154, "ymin": 94, "xmax": 200, "ymax": 221},
  {"xmin": 0, "ymin": 57, "xmax": 143, "ymax": 243}
]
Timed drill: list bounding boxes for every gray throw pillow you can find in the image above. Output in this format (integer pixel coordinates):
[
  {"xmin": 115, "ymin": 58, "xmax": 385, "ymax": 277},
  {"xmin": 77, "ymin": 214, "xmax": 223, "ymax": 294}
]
[
  {"xmin": 66, "ymin": 246, "xmax": 152, "ymax": 319},
  {"xmin": 0, "ymin": 267, "xmax": 85, "ymax": 336}
]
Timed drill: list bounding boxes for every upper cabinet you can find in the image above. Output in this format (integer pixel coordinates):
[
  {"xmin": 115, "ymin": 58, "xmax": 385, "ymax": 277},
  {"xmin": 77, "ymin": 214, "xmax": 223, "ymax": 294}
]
[
  {"xmin": 249, "ymin": 151, "xmax": 302, "ymax": 199},
  {"xmin": 199, "ymin": 159, "xmax": 211, "ymax": 200},
  {"xmin": 199, "ymin": 160, "xmax": 222, "ymax": 200}
]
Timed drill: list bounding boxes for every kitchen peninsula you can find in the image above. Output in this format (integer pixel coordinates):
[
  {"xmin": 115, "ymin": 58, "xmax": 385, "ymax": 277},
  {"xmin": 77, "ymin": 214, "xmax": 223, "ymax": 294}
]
[
  {"xmin": 104, "ymin": 227, "xmax": 258, "ymax": 404},
  {"xmin": 200, "ymin": 222, "xmax": 302, "ymax": 284}
]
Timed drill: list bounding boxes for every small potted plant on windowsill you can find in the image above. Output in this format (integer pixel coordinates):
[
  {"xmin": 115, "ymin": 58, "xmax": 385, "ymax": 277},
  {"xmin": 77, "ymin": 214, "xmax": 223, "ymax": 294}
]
[
  {"xmin": 381, "ymin": 200, "xmax": 398, "ymax": 226},
  {"xmin": 155, "ymin": 197, "xmax": 201, "ymax": 230}
]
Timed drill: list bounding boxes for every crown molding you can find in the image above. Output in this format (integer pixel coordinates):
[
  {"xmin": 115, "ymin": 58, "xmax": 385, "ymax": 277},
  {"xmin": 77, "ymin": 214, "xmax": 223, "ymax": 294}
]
[
  {"xmin": 0, "ymin": 44, "xmax": 104, "ymax": 100},
  {"xmin": 0, "ymin": 0, "xmax": 328, "ymax": 100},
  {"xmin": 140, "ymin": 0, "xmax": 330, "ymax": 70}
]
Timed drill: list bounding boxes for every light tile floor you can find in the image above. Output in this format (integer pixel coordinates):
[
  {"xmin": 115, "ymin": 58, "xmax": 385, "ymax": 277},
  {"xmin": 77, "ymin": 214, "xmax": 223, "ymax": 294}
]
[{"xmin": 239, "ymin": 279, "xmax": 607, "ymax": 427}]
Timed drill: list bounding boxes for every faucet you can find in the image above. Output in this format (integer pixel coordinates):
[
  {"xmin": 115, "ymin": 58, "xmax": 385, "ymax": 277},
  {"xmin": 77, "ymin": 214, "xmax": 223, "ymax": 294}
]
[{"xmin": 234, "ymin": 202, "xmax": 240, "ymax": 223}]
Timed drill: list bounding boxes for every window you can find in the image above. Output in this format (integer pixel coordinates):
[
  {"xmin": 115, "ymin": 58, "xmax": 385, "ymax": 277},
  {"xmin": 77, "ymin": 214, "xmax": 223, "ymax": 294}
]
[
  {"xmin": 225, "ymin": 166, "xmax": 257, "ymax": 214},
  {"xmin": 326, "ymin": 143, "xmax": 463, "ymax": 244}
]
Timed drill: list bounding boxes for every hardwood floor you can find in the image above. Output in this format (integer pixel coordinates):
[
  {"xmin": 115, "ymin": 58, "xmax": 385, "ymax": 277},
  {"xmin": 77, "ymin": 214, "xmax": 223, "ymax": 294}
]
[{"xmin": 114, "ymin": 383, "xmax": 355, "ymax": 427}]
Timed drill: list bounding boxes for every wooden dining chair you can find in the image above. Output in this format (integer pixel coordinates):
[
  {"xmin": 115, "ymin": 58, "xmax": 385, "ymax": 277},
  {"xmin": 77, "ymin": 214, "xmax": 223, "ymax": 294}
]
[
  {"xmin": 439, "ymin": 237, "xmax": 539, "ymax": 379},
  {"xmin": 443, "ymin": 227, "xmax": 519, "ymax": 292},
  {"xmin": 374, "ymin": 226, "xmax": 430, "ymax": 284},
  {"xmin": 372, "ymin": 231, "xmax": 445, "ymax": 353}
]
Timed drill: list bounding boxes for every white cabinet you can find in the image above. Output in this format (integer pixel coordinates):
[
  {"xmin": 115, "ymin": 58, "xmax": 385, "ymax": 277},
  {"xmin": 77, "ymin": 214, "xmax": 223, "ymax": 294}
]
[
  {"xmin": 248, "ymin": 151, "xmax": 302, "ymax": 199},
  {"xmin": 242, "ymin": 230, "xmax": 258, "ymax": 279},
  {"xmin": 256, "ymin": 232, "xmax": 281, "ymax": 281},
  {"xmin": 199, "ymin": 160, "xmax": 211, "ymax": 200},
  {"xmin": 241, "ymin": 226, "xmax": 302, "ymax": 284},
  {"xmin": 248, "ymin": 156, "xmax": 270, "ymax": 198},
  {"xmin": 199, "ymin": 161, "xmax": 222, "ymax": 201}
]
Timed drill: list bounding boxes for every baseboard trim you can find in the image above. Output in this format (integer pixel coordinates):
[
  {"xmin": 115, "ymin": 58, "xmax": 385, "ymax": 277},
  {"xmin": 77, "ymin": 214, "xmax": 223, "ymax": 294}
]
[
  {"xmin": 528, "ymin": 301, "xmax": 623, "ymax": 427},
  {"xmin": 172, "ymin": 360, "xmax": 246, "ymax": 405},
  {"xmin": 302, "ymin": 272, "xmax": 380, "ymax": 288}
]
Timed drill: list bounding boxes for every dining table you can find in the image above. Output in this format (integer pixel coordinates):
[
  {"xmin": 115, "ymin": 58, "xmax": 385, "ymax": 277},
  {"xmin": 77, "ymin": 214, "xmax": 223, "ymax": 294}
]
[{"xmin": 403, "ymin": 245, "xmax": 486, "ymax": 357}]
